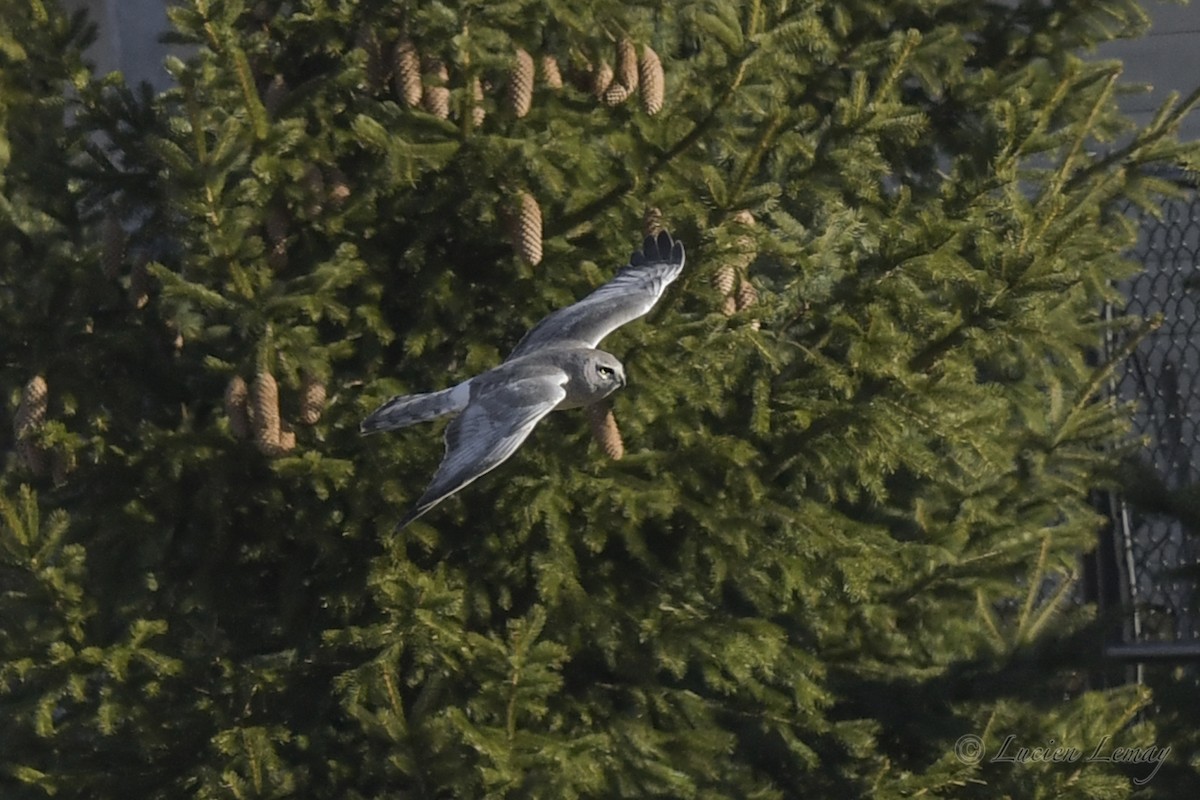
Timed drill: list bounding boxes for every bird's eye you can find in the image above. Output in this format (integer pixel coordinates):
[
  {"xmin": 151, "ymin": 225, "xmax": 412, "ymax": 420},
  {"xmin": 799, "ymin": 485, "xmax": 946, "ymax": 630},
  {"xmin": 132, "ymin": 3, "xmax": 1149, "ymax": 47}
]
[{"xmin": 597, "ymin": 365, "xmax": 614, "ymax": 378}]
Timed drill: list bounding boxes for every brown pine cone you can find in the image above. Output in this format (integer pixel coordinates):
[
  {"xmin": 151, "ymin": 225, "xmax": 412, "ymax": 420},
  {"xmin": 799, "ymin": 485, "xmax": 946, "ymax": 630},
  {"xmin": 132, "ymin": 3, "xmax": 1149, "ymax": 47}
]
[
  {"xmin": 508, "ymin": 47, "xmax": 534, "ymax": 118},
  {"xmin": 470, "ymin": 77, "xmax": 486, "ymax": 127},
  {"xmin": 540, "ymin": 54, "xmax": 563, "ymax": 89},
  {"xmin": 591, "ymin": 60, "xmax": 614, "ymax": 99},
  {"xmin": 250, "ymin": 371, "xmax": 282, "ymax": 454},
  {"xmin": 16, "ymin": 439, "xmax": 48, "ymax": 475},
  {"xmin": 615, "ymin": 37, "xmax": 638, "ymax": 92},
  {"xmin": 587, "ymin": 402, "xmax": 624, "ymax": 460},
  {"xmin": 357, "ymin": 28, "xmax": 386, "ymax": 93},
  {"xmin": 736, "ymin": 278, "xmax": 758, "ymax": 311},
  {"xmin": 602, "ymin": 82, "xmax": 631, "ymax": 106},
  {"xmin": 422, "ymin": 58, "xmax": 450, "ymax": 119},
  {"xmin": 51, "ymin": 447, "xmax": 76, "ymax": 485},
  {"xmin": 638, "ymin": 46, "xmax": 664, "ymax": 115},
  {"xmin": 642, "ymin": 206, "xmax": 663, "ymax": 238},
  {"xmin": 129, "ymin": 255, "xmax": 150, "ymax": 309},
  {"xmin": 14, "ymin": 375, "xmax": 48, "ymax": 437},
  {"xmin": 736, "ymin": 279, "xmax": 761, "ymax": 330},
  {"xmin": 265, "ymin": 205, "xmax": 288, "ymax": 270},
  {"xmin": 303, "ymin": 163, "xmax": 324, "ymax": 218},
  {"xmin": 392, "ymin": 38, "xmax": 422, "ymax": 107},
  {"xmin": 509, "ymin": 191, "xmax": 543, "ymax": 266},
  {"xmin": 730, "ymin": 236, "xmax": 756, "ymax": 271},
  {"xmin": 225, "ymin": 375, "xmax": 251, "ymax": 439},
  {"xmin": 14, "ymin": 375, "xmax": 49, "ymax": 475},
  {"xmin": 326, "ymin": 166, "xmax": 351, "ymax": 208},
  {"xmin": 712, "ymin": 264, "xmax": 737, "ymax": 296},
  {"xmin": 732, "ymin": 209, "xmax": 756, "ymax": 227},
  {"xmin": 299, "ymin": 374, "xmax": 327, "ymax": 426},
  {"xmin": 263, "ymin": 74, "xmax": 288, "ymax": 117},
  {"xmin": 274, "ymin": 422, "xmax": 297, "ymax": 456}
]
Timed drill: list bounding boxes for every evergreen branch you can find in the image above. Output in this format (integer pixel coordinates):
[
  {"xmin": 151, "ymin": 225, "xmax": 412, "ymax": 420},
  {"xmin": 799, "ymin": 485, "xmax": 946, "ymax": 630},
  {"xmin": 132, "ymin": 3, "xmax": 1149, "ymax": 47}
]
[
  {"xmin": 730, "ymin": 112, "xmax": 786, "ymax": 205},
  {"xmin": 1050, "ymin": 313, "xmax": 1159, "ymax": 448},
  {"xmin": 1023, "ymin": 68, "xmax": 1121, "ymax": 256},
  {"xmin": 1014, "ymin": 533, "xmax": 1051, "ymax": 642},
  {"xmin": 1017, "ymin": 64, "xmax": 1077, "ymax": 160},
  {"xmin": 553, "ymin": 54, "xmax": 755, "ymax": 236},
  {"xmin": 230, "ymin": 44, "xmax": 270, "ymax": 141},
  {"xmin": 1021, "ymin": 568, "xmax": 1078, "ymax": 645},
  {"xmin": 1046, "ymin": 68, "xmax": 1120, "ymax": 204},
  {"xmin": 182, "ymin": 82, "xmax": 208, "ymax": 163},
  {"xmin": 975, "ymin": 588, "xmax": 1005, "ymax": 649},
  {"xmin": 874, "ymin": 29, "xmax": 921, "ymax": 104},
  {"xmin": 1063, "ymin": 81, "xmax": 1200, "ymax": 195}
]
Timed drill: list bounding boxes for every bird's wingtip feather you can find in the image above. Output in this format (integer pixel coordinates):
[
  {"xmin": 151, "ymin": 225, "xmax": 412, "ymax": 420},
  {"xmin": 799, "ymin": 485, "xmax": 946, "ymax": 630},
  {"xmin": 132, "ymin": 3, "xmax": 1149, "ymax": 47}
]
[{"xmin": 632, "ymin": 229, "xmax": 683, "ymax": 267}]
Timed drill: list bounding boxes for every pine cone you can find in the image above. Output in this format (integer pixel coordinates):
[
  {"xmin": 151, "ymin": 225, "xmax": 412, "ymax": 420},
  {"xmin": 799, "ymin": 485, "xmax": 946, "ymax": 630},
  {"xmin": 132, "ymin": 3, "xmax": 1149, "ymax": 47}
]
[
  {"xmin": 730, "ymin": 236, "xmax": 756, "ymax": 271},
  {"xmin": 642, "ymin": 206, "xmax": 663, "ymax": 237},
  {"xmin": 470, "ymin": 77, "xmax": 486, "ymax": 127},
  {"xmin": 14, "ymin": 375, "xmax": 48, "ymax": 475},
  {"xmin": 16, "ymin": 439, "xmax": 48, "ymax": 476},
  {"xmin": 638, "ymin": 46, "xmax": 664, "ymax": 115},
  {"xmin": 102, "ymin": 212, "xmax": 125, "ymax": 279},
  {"xmin": 265, "ymin": 206, "xmax": 288, "ymax": 270},
  {"xmin": 250, "ymin": 371, "xmax": 282, "ymax": 454},
  {"xmin": 303, "ymin": 163, "xmax": 324, "ymax": 218},
  {"xmin": 265, "ymin": 205, "xmax": 288, "ymax": 243},
  {"xmin": 721, "ymin": 294, "xmax": 738, "ymax": 317},
  {"xmin": 299, "ymin": 374, "xmax": 327, "ymax": 426},
  {"xmin": 736, "ymin": 279, "xmax": 761, "ymax": 330},
  {"xmin": 712, "ymin": 263, "xmax": 737, "ymax": 296},
  {"xmin": 602, "ymin": 82, "xmax": 631, "ymax": 106},
  {"xmin": 508, "ymin": 47, "xmax": 534, "ymax": 118},
  {"xmin": 263, "ymin": 74, "xmax": 288, "ymax": 117},
  {"xmin": 736, "ymin": 278, "xmax": 758, "ymax": 310},
  {"xmin": 509, "ymin": 191, "xmax": 543, "ymax": 266},
  {"xmin": 275, "ymin": 422, "xmax": 297, "ymax": 456},
  {"xmin": 615, "ymin": 37, "xmax": 639, "ymax": 92},
  {"xmin": 540, "ymin": 54, "xmax": 563, "ymax": 89},
  {"xmin": 51, "ymin": 447, "xmax": 76, "ymax": 485},
  {"xmin": 591, "ymin": 60, "xmax": 614, "ymax": 99},
  {"xmin": 325, "ymin": 166, "xmax": 351, "ymax": 208},
  {"xmin": 357, "ymin": 28, "xmax": 386, "ymax": 93},
  {"xmin": 728, "ymin": 210, "xmax": 758, "ymax": 270},
  {"xmin": 392, "ymin": 38, "xmax": 422, "ymax": 106},
  {"xmin": 225, "ymin": 375, "xmax": 251, "ymax": 439},
  {"xmin": 587, "ymin": 403, "xmax": 624, "ymax": 460},
  {"xmin": 732, "ymin": 209, "xmax": 756, "ymax": 227},
  {"xmin": 129, "ymin": 255, "xmax": 150, "ymax": 309},
  {"xmin": 14, "ymin": 375, "xmax": 48, "ymax": 437},
  {"xmin": 422, "ymin": 58, "xmax": 450, "ymax": 119}
]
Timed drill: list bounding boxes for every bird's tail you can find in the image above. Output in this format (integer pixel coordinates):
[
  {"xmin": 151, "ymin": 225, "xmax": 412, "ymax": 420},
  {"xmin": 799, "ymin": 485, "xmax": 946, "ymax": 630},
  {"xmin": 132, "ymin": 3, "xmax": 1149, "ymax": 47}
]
[{"xmin": 360, "ymin": 383, "xmax": 469, "ymax": 434}]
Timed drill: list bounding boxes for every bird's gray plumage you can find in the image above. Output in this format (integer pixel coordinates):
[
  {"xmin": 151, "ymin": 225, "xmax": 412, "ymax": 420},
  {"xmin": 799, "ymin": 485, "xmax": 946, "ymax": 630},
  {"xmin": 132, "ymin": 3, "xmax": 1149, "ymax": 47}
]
[
  {"xmin": 507, "ymin": 230, "xmax": 686, "ymax": 359},
  {"xmin": 362, "ymin": 230, "xmax": 685, "ymax": 527}
]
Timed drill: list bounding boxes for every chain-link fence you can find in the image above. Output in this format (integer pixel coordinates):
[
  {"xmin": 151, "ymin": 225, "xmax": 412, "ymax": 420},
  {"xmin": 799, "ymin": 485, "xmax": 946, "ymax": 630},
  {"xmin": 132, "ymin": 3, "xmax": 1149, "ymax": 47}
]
[{"xmin": 1096, "ymin": 171, "xmax": 1200, "ymax": 665}]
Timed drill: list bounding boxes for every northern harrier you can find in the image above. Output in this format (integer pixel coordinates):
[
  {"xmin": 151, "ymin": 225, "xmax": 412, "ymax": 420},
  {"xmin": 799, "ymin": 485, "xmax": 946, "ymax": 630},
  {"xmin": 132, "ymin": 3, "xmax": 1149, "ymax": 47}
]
[{"xmin": 362, "ymin": 230, "xmax": 686, "ymax": 527}]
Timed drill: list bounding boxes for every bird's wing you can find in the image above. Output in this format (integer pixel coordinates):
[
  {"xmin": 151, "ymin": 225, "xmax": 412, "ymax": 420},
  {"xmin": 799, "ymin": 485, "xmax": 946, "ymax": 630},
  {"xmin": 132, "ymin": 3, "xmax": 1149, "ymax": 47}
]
[
  {"xmin": 507, "ymin": 230, "xmax": 686, "ymax": 360},
  {"xmin": 397, "ymin": 365, "xmax": 568, "ymax": 527}
]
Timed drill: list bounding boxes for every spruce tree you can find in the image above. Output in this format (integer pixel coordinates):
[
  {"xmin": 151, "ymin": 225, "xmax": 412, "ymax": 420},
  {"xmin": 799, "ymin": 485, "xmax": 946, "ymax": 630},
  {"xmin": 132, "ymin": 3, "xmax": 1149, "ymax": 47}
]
[{"xmin": 3, "ymin": 0, "xmax": 1200, "ymax": 797}]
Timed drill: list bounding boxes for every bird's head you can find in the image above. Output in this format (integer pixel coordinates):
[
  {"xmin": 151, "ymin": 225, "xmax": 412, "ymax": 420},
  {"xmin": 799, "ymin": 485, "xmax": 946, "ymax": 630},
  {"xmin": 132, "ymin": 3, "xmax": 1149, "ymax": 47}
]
[{"xmin": 591, "ymin": 351, "xmax": 626, "ymax": 394}]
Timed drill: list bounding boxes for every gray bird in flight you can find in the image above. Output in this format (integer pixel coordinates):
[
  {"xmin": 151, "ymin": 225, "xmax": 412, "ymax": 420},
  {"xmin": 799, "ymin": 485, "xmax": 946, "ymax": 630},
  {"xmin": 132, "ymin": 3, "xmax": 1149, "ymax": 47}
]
[{"xmin": 362, "ymin": 230, "xmax": 686, "ymax": 527}]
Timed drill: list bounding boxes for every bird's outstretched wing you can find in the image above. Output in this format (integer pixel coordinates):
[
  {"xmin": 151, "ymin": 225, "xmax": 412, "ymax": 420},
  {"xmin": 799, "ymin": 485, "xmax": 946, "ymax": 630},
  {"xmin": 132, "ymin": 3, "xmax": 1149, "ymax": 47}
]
[
  {"xmin": 397, "ymin": 365, "xmax": 568, "ymax": 528},
  {"xmin": 507, "ymin": 230, "xmax": 686, "ymax": 360}
]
